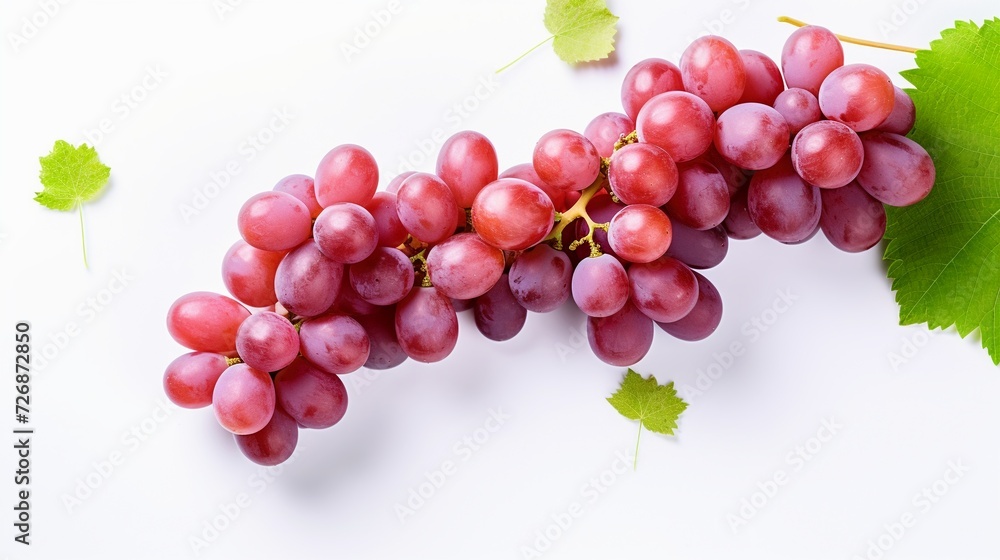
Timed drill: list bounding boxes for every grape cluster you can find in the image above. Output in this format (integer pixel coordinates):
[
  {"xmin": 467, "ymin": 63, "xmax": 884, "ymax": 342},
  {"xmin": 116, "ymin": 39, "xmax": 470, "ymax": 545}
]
[{"xmin": 163, "ymin": 26, "xmax": 936, "ymax": 465}]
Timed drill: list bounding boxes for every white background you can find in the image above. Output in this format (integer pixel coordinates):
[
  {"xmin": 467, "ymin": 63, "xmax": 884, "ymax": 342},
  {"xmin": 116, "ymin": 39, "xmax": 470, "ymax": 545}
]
[{"xmin": 1, "ymin": 1, "xmax": 998, "ymax": 559}]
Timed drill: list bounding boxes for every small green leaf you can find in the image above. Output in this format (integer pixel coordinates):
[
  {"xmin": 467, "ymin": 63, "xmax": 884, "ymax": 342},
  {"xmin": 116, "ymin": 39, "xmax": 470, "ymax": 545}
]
[
  {"xmin": 497, "ymin": 0, "xmax": 618, "ymax": 73},
  {"xmin": 544, "ymin": 0, "xmax": 619, "ymax": 64},
  {"xmin": 883, "ymin": 18, "xmax": 1000, "ymax": 364},
  {"xmin": 35, "ymin": 140, "xmax": 111, "ymax": 268},
  {"xmin": 607, "ymin": 369, "xmax": 688, "ymax": 469},
  {"xmin": 36, "ymin": 140, "xmax": 110, "ymax": 211}
]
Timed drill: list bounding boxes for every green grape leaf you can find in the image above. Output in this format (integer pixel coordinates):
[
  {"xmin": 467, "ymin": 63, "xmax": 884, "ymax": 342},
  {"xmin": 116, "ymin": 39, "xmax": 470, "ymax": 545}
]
[
  {"xmin": 607, "ymin": 369, "xmax": 688, "ymax": 469},
  {"xmin": 35, "ymin": 140, "xmax": 111, "ymax": 268},
  {"xmin": 497, "ymin": 0, "xmax": 618, "ymax": 72},
  {"xmin": 36, "ymin": 140, "xmax": 110, "ymax": 211},
  {"xmin": 544, "ymin": 0, "xmax": 619, "ymax": 64},
  {"xmin": 883, "ymin": 18, "xmax": 1000, "ymax": 365}
]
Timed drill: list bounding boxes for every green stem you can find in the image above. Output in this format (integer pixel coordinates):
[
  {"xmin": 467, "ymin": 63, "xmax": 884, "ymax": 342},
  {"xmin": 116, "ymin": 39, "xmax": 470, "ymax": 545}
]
[
  {"xmin": 496, "ymin": 35, "xmax": 554, "ymax": 74},
  {"xmin": 78, "ymin": 204, "xmax": 89, "ymax": 269},
  {"xmin": 634, "ymin": 423, "xmax": 641, "ymax": 470}
]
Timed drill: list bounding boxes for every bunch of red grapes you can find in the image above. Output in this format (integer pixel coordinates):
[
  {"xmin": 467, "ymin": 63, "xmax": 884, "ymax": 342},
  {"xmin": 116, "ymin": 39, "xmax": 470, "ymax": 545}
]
[{"xmin": 164, "ymin": 26, "xmax": 936, "ymax": 465}]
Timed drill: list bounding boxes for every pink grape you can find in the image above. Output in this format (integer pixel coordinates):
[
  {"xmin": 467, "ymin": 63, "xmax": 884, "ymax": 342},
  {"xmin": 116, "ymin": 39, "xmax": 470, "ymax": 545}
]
[
  {"xmin": 237, "ymin": 191, "xmax": 312, "ymax": 252},
  {"xmin": 273, "ymin": 174, "xmax": 322, "ymax": 218},
  {"xmin": 349, "ymin": 247, "xmax": 414, "ymax": 305},
  {"xmin": 163, "ymin": 352, "xmax": 229, "ymax": 409},
  {"xmin": 396, "ymin": 173, "xmax": 459, "ymax": 244},
  {"xmin": 621, "ymin": 58, "xmax": 684, "ymax": 122},
  {"xmin": 315, "ymin": 144, "xmax": 378, "ymax": 207},
  {"xmin": 584, "ymin": 112, "xmax": 636, "ymax": 158},
  {"xmin": 364, "ymin": 191, "xmax": 409, "ymax": 247},
  {"xmin": 608, "ymin": 142, "xmax": 678, "ymax": 206},
  {"xmin": 665, "ymin": 160, "xmax": 731, "ymax": 230},
  {"xmin": 274, "ymin": 241, "xmax": 343, "ymax": 317},
  {"xmin": 747, "ymin": 155, "xmax": 822, "ymax": 243},
  {"xmin": 856, "ymin": 132, "xmax": 935, "ymax": 207},
  {"xmin": 436, "ymin": 130, "xmax": 499, "ymax": 207},
  {"xmin": 714, "ymin": 102, "xmax": 790, "ymax": 170},
  {"xmin": 167, "ymin": 291, "xmax": 250, "ymax": 353},
  {"xmin": 571, "ymin": 254, "xmax": 629, "ymax": 318},
  {"xmin": 628, "ymin": 256, "xmax": 699, "ymax": 322},
  {"xmin": 704, "ymin": 145, "xmax": 751, "ymax": 195},
  {"xmin": 426, "ymin": 233, "xmax": 505, "ymax": 300},
  {"xmin": 472, "ymin": 179, "xmax": 555, "ymax": 251},
  {"xmin": 785, "ymin": 222, "xmax": 821, "ymax": 246},
  {"xmin": 532, "ymin": 129, "xmax": 601, "ymax": 191},
  {"xmin": 636, "ymin": 91, "xmax": 716, "ymax": 163},
  {"xmin": 221, "ymin": 240, "xmax": 285, "ymax": 308},
  {"xmin": 235, "ymin": 404, "xmax": 298, "ymax": 466},
  {"xmin": 236, "ymin": 311, "xmax": 299, "ymax": 372},
  {"xmin": 680, "ymin": 35, "xmax": 746, "ymax": 112},
  {"xmin": 723, "ymin": 186, "xmax": 762, "ymax": 240},
  {"xmin": 387, "ymin": 171, "xmax": 416, "ymax": 194},
  {"xmin": 781, "ymin": 25, "xmax": 844, "ymax": 96},
  {"xmin": 508, "ymin": 245, "xmax": 572, "ymax": 313},
  {"xmin": 212, "ymin": 364, "xmax": 275, "ymax": 435},
  {"xmin": 274, "ymin": 357, "xmax": 347, "ymax": 429},
  {"xmin": 773, "ymin": 88, "xmax": 822, "ymax": 135},
  {"xmin": 875, "ymin": 86, "xmax": 916, "ymax": 135},
  {"xmin": 355, "ymin": 308, "xmax": 408, "ymax": 370},
  {"xmin": 332, "ymin": 274, "xmax": 380, "ymax": 316},
  {"xmin": 820, "ymin": 181, "xmax": 886, "ymax": 253},
  {"xmin": 657, "ymin": 272, "xmax": 722, "ymax": 341},
  {"xmin": 499, "ymin": 163, "xmax": 567, "ymax": 211},
  {"xmin": 607, "ymin": 204, "xmax": 673, "ymax": 263},
  {"xmin": 665, "ymin": 222, "xmax": 729, "ymax": 269},
  {"xmin": 737, "ymin": 50, "xmax": 784, "ymax": 105},
  {"xmin": 299, "ymin": 313, "xmax": 370, "ymax": 375},
  {"xmin": 395, "ymin": 286, "xmax": 459, "ymax": 363},
  {"xmin": 313, "ymin": 202, "xmax": 378, "ymax": 264},
  {"xmin": 474, "ymin": 273, "xmax": 528, "ymax": 341},
  {"xmin": 587, "ymin": 301, "xmax": 654, "ymax": 367},
  {"xmin": 818, "ymin": 64, "xmax": 895, "ymax": 132},
  {"xmin": 791, "ymin": 120, "xmax": 864, "ymax": 188}
]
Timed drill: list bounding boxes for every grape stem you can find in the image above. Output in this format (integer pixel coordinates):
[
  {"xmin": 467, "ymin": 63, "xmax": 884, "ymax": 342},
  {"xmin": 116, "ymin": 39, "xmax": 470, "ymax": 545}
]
[
  {"xmin": 634, "ymin": 422, "xmax": 641, "ymax": 470},
  {"xmin": 226, "ymin": 356, "xmax": 243, "ymax": 367},
  {"xmin": 778, "ymin": 16, "xmax": 918, "ymax": 53},
  {"xmin": 496, "ymin": 35, "xmax": 555, "ymax": 74},
  {"xmin": 410, "ymin": 249, "xmax": 432, "ymax": 287},
  {"xmin": 79, "ymin": 205, "xmax": 89, "ymax": 269},
  {"xmin": 545, "ymin": 177, "xmax": 608, "ymax": 255}
]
